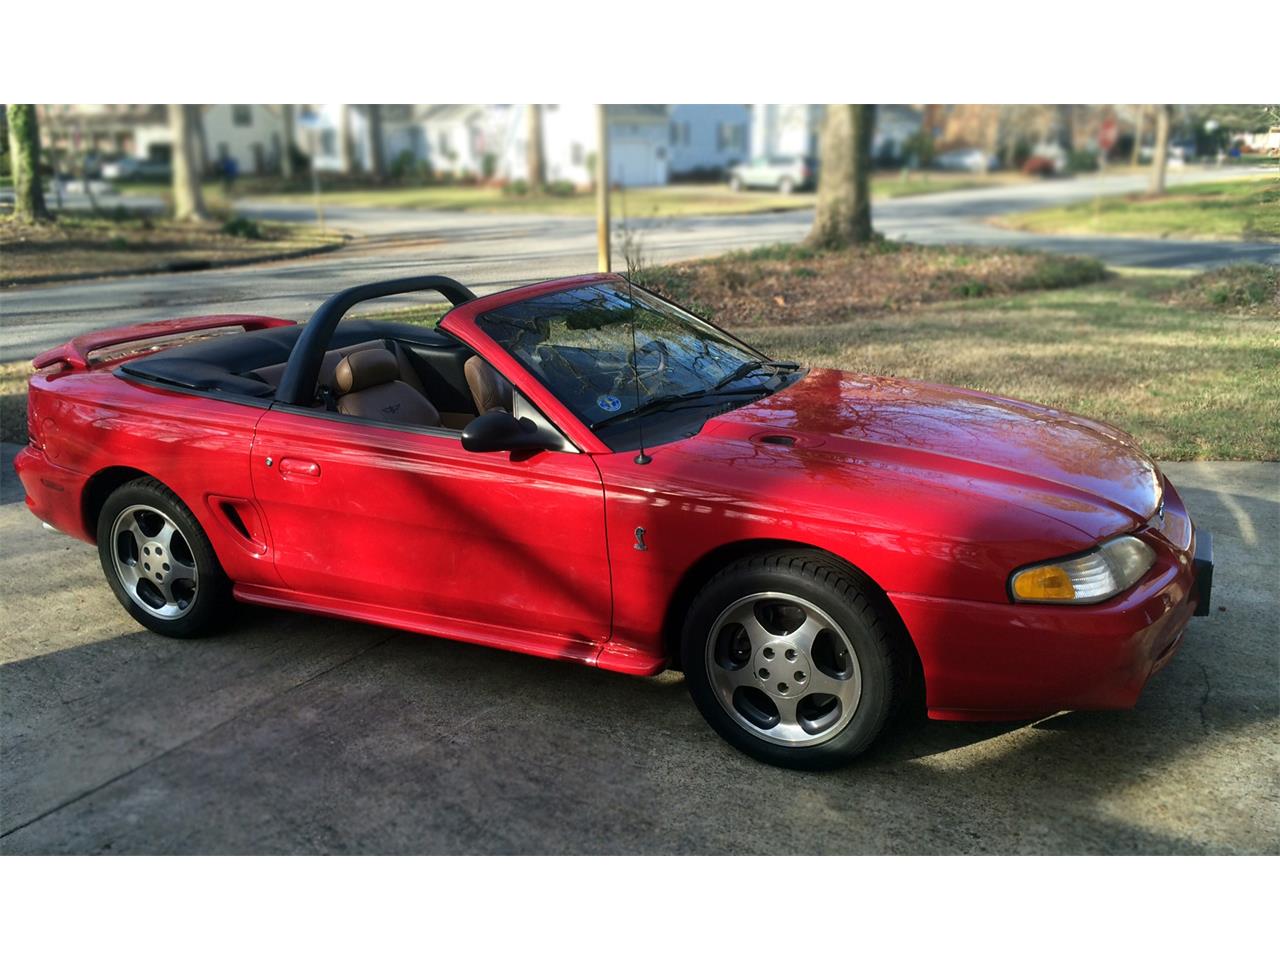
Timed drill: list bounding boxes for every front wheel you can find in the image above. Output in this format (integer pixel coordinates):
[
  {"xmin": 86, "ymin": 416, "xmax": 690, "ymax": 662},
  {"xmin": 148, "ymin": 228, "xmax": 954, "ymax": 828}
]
[
  {"xmin": 729, "ymin": 175, "xmax": 743, "ymax": 192},
  {"xmin": 681, "ymin": 551, "xmax": 903, "ymax": 769},
  {"xmin": 778, "ymin": 177, "xmax": 795, "ymax": 195},
  {"xmin": 97, "ymin": 477, "xmax": 231, "ymax": 638}
]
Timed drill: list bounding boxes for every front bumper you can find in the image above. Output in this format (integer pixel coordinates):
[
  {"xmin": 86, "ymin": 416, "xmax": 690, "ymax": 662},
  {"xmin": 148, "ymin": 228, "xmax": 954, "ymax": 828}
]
[{"xmin": 892, "ymin": 479, "xmax": 1209, "ymax": 722}]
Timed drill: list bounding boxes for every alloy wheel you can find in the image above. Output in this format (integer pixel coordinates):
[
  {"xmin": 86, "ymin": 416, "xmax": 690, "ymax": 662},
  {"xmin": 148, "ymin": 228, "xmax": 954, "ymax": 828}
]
[
  {"xmin": 705, "ymin": 591, "xmax": 862, "ymax": 747},
  {"xmin": 109, "ymin": 504, "xmax": 199, "ymax": 620}
]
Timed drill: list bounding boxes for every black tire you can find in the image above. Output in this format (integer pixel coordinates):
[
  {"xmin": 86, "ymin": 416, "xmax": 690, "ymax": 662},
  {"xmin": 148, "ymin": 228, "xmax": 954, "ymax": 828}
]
[
  {"xmin": 681, "ymin": 550, "xmax": 905, "ymax": 770},
  {"xmin": 96, "ymin": 477, "xmax": 232, "ymax": 638}
]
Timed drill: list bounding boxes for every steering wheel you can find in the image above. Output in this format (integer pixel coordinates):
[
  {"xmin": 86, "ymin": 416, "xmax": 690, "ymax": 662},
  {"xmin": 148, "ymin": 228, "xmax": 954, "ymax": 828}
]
[{"xmin": 612, "ymin": 339, "xmax": 669, "ymax": 393}]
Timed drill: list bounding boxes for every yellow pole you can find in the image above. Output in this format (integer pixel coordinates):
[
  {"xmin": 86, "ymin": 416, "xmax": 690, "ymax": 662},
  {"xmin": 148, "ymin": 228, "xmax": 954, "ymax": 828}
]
[{"xmin": 596, "ymin": 104, "xmax": 610, "ymax": 272}]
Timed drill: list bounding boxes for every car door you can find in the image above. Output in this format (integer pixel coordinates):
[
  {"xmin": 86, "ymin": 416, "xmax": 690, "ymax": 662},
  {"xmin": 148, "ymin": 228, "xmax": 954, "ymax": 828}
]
[{"xmin": 248, "ymin": 408, "xmax": 612, "ymax": 654}]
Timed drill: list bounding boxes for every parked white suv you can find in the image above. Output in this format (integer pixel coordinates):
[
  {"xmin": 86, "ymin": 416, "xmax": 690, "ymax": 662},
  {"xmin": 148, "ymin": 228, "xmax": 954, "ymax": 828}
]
[{"xmin": 728, "ymin": 156, "xmax": 817, "ymax": 194}]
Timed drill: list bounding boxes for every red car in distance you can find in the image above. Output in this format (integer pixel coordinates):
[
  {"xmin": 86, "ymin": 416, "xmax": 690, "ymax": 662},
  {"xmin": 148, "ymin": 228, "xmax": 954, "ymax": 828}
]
[{"xmin": 15, "ymin": 274, "xmax": 1213, "ymax": 769}]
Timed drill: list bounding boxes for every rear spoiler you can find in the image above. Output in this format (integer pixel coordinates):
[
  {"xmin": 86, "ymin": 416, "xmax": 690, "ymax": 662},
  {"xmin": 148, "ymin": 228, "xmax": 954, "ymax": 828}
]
[{"xmin": 31, "ymin": 314, "xmax": 295, "ymax": 371}]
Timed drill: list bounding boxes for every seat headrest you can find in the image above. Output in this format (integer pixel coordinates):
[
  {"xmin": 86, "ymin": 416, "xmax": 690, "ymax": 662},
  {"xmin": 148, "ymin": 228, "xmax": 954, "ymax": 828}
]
[{"xmin": 335, "ymin": 347, "xmax": 400, "ymax": 395}]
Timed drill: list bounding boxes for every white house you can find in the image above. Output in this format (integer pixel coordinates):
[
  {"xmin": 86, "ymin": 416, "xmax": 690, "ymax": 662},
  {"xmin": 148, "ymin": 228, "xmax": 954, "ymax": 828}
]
[
  {"xmin": 418, "ymin": 104, "xmax": 671, "ymax": 188},
  {"xmin": 667, "ymin": 104, "xmax": 750, "ymax": 178},
  {"xmin": 494, "ymin": 104, "xmax": 671, "ymax": 188},
  {"xmin": 131, "ymin": 105, "xmax": 291, "ymax": 174},
  {"xmin": 750, "ymin": 104, "xmax": 923, "ymax": 162}
]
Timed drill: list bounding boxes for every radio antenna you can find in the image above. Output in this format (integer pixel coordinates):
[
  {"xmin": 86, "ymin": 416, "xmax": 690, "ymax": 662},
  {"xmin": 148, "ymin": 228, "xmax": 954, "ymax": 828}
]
[{"xmin": 620, "ymin": 180, "xmax": 651, "ymax": 465}]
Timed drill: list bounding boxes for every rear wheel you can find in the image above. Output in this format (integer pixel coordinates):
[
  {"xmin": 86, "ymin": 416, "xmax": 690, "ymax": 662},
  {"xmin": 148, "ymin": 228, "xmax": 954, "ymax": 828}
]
[
  {"xmin": 778, "ymin": 176, "xmax": 795, "ymax": 195},
  {"xmin": 729, "ymin": 174, "xmax": 743, "ymax": 192},
  {"xmin": 681, "ymin": 551, "xmax": 902, "ymax": 769},
  {"xmin": 97, "ymin": 478, "xmax": 231, "ymax": 638}
]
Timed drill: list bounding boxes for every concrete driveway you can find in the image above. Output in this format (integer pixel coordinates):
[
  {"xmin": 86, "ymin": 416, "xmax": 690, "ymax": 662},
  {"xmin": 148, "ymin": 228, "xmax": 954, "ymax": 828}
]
[
  {"xmin": 1, "ymin": 451, "xmax": 1275, "ymax": 855},
  {"xmin": 3, "ymin": 165, "xmax": 1276, "ymax": 363}
]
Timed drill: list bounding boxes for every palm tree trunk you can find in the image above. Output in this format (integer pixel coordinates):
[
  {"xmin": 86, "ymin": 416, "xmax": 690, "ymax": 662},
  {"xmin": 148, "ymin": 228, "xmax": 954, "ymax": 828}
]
[
  {"xmin": 169, "ymin": 104, "xmax": 209, "ymax": 221},
  {"xmin": 808, "ymin": 104, "xmax": 875, "ymax": 248},
  {"xmin": 6, "ymin": 104, "xmax": 51, "ymax": 223}
]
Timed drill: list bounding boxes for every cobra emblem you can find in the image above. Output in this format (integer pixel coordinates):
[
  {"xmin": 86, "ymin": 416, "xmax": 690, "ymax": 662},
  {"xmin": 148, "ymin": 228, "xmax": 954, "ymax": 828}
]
[{"xmin": 634, "ymin": 527, "xmax": 648, "ymax": 552}]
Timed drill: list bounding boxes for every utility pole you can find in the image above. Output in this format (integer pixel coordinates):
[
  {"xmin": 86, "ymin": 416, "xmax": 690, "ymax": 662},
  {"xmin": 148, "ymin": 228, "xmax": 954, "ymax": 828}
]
[{"xmin": 596, "ymin": 104, "xmax": 610, "ymax": 272}]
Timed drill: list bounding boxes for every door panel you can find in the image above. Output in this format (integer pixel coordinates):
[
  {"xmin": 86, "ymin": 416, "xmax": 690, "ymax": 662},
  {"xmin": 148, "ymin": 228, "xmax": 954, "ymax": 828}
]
[{"xmin": 250, "ymin": 410, "xmax": 612, "ymax": 647}]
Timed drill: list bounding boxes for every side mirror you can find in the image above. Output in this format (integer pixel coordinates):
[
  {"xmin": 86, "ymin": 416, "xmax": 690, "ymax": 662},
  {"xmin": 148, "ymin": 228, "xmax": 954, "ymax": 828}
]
[{"xmin": 461, "ymin": 410, "xmax": 552, "ymax": 453}]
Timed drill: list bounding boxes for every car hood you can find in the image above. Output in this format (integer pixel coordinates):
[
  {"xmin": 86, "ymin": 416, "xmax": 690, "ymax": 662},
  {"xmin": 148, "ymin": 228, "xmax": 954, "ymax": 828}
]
[{"xmin": 701, "ymin": 368, "xmax": 1162, "ymax": 534}]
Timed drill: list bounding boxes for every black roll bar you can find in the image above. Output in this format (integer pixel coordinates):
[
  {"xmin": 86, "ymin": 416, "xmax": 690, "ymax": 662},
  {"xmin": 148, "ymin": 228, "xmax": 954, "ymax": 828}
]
[{"xmin": 275, "ymin": 276, "xmax": 476, "ymax": 406}]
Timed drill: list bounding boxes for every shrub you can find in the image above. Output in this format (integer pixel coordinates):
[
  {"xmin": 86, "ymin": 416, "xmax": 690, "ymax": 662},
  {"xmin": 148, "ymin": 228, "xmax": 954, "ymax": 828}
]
[
  {"xmin": 222, "ymin": 216, "xmax": 263, "ymax": 240},
  {"xmin": 1067, "ymin": 149, "xmax": 1099, "ymax": 173},
  {"xmin": 481, "ymin": 153, "xmax": 497, "ymax": 181},
  {"xmin": 503, "ymin": 179, "xmax": 529, "ymax": 196},
  {"xmin": 389, "ymin": 149, "xmax": 417, "ymax": 181},
  {"xmin": 1016, "ymin": 254, "xmax": 1108, "ymax": 290},
  {"xmin": 1172, "ymin": 264, "xmax": 1279, "ymax": 311},
  {"xmin": 545, "ymin": 179, "xmax": 576, "ymax": 197}
]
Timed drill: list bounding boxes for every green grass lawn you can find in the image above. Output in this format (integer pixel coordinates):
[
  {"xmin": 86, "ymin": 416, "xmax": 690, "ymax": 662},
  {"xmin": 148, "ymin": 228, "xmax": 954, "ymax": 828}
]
[
  {"xmin": 998, "ymin": 175, "xmax": 1280, "ymax": 242},
  {"xmin": 118, "ymin": 171, "xmax": 1007, "ymax": 218},
  {"xmin": 744, "ymin": 275, "xmax": 1278, "ymax": 460}
]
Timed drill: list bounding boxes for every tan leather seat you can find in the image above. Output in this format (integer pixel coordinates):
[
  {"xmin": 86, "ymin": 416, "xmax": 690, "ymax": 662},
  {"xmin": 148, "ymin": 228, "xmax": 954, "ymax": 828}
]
[
  {"xmin": 334, "ymin": 348, "xmax": 441, "ymax": 427},
  {"xmin": 252, "ymin": 340, "xmax": 426, "ymax": 396},
  {"xmin": 464, "ymin": 356, "xmax": 513, "ymax": 415}
]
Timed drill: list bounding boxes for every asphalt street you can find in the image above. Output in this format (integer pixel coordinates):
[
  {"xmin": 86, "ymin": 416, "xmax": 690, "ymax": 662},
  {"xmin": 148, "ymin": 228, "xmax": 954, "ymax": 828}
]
[
  {"xmin": 2, "ymin": 165, "xmax": 1276, "ymax": 363},
  {"xmin": 1, "ymin": 448, "xmax": 1276, "ymax": 855}
]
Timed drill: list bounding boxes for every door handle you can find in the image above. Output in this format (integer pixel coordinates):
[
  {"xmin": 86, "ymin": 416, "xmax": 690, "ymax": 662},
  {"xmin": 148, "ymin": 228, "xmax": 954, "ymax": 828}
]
[{"xmin": 279, "ymin": 458, "xmax": 321, "ymax": 481}]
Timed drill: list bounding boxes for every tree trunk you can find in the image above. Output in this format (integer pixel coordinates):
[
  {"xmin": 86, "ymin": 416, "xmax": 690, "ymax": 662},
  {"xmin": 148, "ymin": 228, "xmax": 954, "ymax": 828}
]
[
  {"xmin": 337, "ymin": 104, "xmax": 354, "ymax": 174},
  {"xmin": 526, "ymin": 104, "xmax": 545, "ymax": 190},
  {"xmin": 1130, "ymin": 106, "xmax": 1145, "ymax": 166},
  {"xmin": 169, "ymin": 104, "xmax": 209, "ymax": 221},
  {"xmin": 6, "ymin": 104, "xmax": 51, "ymax": 223},
  {"xmin": 281, "ymin": 104, "xmax": 296, "ymax": 179},
  {"xmin": 807, "ymin": 104, "xmax": 874, "ymax": 249},
  {"xmin": 367, "ymin": 105, "xmax": 386, "ymax": 182},
  {"xmin": 1149, "ymin": 105, "xmax": 1172, "ymax": 196},
  {"xmin": 191, "ymin": 105, "xmax": 208, "ymax": 177}
]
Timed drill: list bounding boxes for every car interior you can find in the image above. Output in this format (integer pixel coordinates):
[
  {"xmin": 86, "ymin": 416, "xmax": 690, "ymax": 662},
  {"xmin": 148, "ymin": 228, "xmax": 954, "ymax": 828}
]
[{"xmin": 119, "ymin": 319, "xmax": 517, "ymax": 434}]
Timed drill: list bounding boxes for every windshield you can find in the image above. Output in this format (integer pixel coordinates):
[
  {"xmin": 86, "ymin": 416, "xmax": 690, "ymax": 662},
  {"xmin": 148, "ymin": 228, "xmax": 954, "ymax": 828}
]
[{"xmin": 475, "ymin": 281, "xmax": 771, "ymax": 428}]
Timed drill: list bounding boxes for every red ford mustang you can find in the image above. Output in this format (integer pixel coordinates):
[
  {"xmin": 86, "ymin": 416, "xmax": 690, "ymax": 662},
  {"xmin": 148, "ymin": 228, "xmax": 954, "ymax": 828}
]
[{"xmin": 16, "ymin": 273, "xmax": 1213, "ymax": 768}]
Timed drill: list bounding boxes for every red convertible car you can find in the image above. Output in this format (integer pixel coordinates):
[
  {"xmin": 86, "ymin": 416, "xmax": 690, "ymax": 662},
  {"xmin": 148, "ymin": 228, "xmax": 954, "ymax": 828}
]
[{"xmin": 16, "ymin": 274, "xmax": 1213, "ymax": 769}]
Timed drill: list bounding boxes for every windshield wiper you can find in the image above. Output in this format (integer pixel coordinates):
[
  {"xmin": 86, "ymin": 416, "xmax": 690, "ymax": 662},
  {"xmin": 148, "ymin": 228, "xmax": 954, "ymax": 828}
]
[
  {"xmin": 591, "ymin": 360, "xmax": 799, "ymax": 431},
  {"xmin": 591, "ymin": 386, "xmax": 766, "ymax": 430},
  {"xmin": 711, "ymin": 359, "xmax": 798, "ymax": 391}
]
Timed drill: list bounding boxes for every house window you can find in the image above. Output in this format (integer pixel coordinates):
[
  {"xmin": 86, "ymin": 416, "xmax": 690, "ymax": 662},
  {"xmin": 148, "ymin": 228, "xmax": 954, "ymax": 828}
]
[
  {"xmin": 717, "ymin": 123, "xmax": 745, "ymax": 152},
  {"xmin": 670, "ymin": 121, "xmax": 678, "ymax": 146},
  {"xmin": 232, "ymin": 105, "xmax": 252, "ymax": 127},
  {"xmin": 571, "ymin": 142, "xmax": 584, "ymax": 165}
]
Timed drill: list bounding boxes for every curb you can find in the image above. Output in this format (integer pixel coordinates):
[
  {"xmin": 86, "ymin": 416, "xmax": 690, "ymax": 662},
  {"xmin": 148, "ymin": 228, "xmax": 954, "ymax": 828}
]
[{"xmin": 1, "ymin": 238, "xmax": 350, "ymax": 289}]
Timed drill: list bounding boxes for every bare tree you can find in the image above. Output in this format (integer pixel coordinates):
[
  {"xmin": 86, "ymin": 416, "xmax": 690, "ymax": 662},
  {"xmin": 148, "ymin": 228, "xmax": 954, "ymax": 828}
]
[
  {"xmin": 280, "ymin": 104, "xmax": 296, "ymax": 179},
  {"xmin": 337, "ymin": 104, "xmax": 354, "ymax": 174},
  {"xmin": 367, "ymin": 105, "xmax": 386, "ymax": 182},
  {"xmin": 526, "ymin": 104, "xmax": 546, "ymax": 190},
  {"xmin": 807, "ymin": 104, "xmax": 875, "ymax": 249},
  {"xmin": 169, "ymin": 104, "xmax": 209, "ymax": 221},
  {"xmin": 191, "ymin": 105, "xmax": 208, "ymax": 177},
  {"xmin": 1149, "ymin": 105, "xmax": 1172, "ymax": 196},
  {"xmin": 6, "ymin": 104, "xmax": 50, "ymax": 223}
]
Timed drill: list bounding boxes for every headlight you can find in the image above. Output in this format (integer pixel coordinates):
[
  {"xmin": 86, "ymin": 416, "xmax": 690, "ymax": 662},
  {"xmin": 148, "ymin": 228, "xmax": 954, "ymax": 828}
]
[{"xmin": 1010, "ymin": 535, "xmax": 1156, "ymax": 604}]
